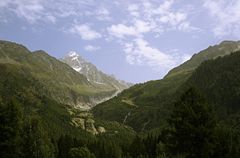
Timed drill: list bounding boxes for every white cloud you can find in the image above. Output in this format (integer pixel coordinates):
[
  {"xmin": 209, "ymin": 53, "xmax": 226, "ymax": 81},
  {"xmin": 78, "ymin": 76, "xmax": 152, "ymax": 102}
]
[
  {"xmin": 106, "ymin": 0, "xmax": 198, "ymax": 71},
  {"xmin": 0, "ymin": 0, "xmax": 198, "ymax": 36},
  {"xmin": 203, "ymin": 0, "xmax": 240, "ymax": 37},
  {"xmin": 108, "ymin": 0, "xmax": 198, "ymax": 41},
  {"xmin": 154, "ymin": 3, "xmax": 187, "ymax": 28},
  {"xmin": 0, "ymin": 0, "xmax": 56, "ymax": 24},
  {"xmin": 46, "ymin": 15, "xmax": 56, "ymax": 23},
  {"xmin": 128, "ymin": 4, "xmax": 139, "ymax": 11},
  {"xmin": 134, "ymin": 20, "xmax": 152, "ymax": 33},
  {"xmin": 123, "ymin": 38, "xmax": 192, "ymax": 71},
  {"xmin": 96, "ymin": 8, "xmax": 111, "ymax": 21},
  {"xmin": 158, "ymin": 12, "xmax": 186, "ymax": 26},
  {"xmin": 178, "ymin": 22, "xmax": 201, "ymax": 32},
  {"xmin": 84, "ymin": 45, "xmax": 100, "ymax": 51},
  {"xmin": 107, "ymin": 24, "xmax": 139, "ymax": 38},
  {"xmin": 153, "ymin": 0, "xmax": 174, "ymax": 15},
  {"xmin": 107, "ymin": 20, "xmax": 153, "ymax": 38},
  {"xmin": 124, "ymin": 38, "xmax": 178, "ymax": 70},
  {"xmin": 128, "ymin": 4, "xmax": 140, "ymax": 17},
  {"xmin": 0, "ymin": 0, "xmax": 100, "ymax": 24},
  {"xmin": 13, "ymin": 0, "xmax": 44, "ymax": 24},
  {"xmin": 68, "ymin": 24, "xmax": 102, "ymax": 40},
  {"xmin": 141, "ymin": 0, "xmax": 198, "ymax": 33}
]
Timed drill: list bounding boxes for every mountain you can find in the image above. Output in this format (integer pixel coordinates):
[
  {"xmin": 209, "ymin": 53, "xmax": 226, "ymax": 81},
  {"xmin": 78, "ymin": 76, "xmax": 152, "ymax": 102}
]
[
  {"xmin": 183, "ymin": 50, "xmax": 240, "ymax": 118},
  {"xmin": 92, "ymin": 40, "xmax": 240, "ymax": 131},
  {"xmin": 165, "ymin": 40, "xmax": 240, "ymax": 78},
  {"xmin": 0, "ymin": 40, "xmax": 138, "ymax": 158},
  {"xmin": 62, "ymin": 51, "xmax": 132, "ymax": 92},
  {"xmin": 2, "ymin": 39, "xmax": 240, "ymax": 158},
  {"xmin": 0, "ymin": 40, "xmax": 132, "ymax": 109},
  {"xmin": 0, "ymin": 40, "xmax": 135, "ymax": 136}
]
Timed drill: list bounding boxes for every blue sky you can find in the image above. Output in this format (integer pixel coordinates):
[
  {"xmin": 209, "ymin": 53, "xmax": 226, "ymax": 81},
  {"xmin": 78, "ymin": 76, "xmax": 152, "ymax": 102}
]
[{"xmin": 0, "ymin": 0, "xmax": 240, "ymax": 83}]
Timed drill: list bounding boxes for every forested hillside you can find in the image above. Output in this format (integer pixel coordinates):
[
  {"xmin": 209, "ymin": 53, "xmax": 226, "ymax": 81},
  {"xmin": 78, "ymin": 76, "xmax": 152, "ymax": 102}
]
[
  {"xmin": 1, "ymin": 40, "xmax": 240, "ymax": 158},
  {"xmin": 0, "ymin": 41, "xmax": 136, "ymax": 157},
  {"xmin": 0, "ymin": 40, "xmax": 125, "ymax": 109},
  {"xmin": 93, "ymin": 41, "xmax": 240, "ymax": 131}
]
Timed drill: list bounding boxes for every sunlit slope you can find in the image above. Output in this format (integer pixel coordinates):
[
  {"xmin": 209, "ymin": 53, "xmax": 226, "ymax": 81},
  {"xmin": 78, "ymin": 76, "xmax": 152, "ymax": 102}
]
[
  {"xmin": 93, "ymin": 41, "xmax": 240, "ymax": 131},
  {"xmin": 0, "ymin": 40, "xmax": 118, "ymax": 108}
]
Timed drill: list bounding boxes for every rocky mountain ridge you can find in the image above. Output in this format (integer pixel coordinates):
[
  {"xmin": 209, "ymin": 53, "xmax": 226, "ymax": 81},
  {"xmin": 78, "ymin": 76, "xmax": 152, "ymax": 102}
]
[{"xmin": 62, "ymin": 51, "xmax": 132, "ymax": 90}]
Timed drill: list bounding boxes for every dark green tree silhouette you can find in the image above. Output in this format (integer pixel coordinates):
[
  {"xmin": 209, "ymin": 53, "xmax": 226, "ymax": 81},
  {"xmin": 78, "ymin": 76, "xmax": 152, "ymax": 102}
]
[
  {"xmin": 0, "ymin": 100, "xmax": 22, "ymax": 158},
  {"xmin": 22, "ymin": 116, "xmax": 55, "ymax": 158},
  {"xmin": 167, "ymin": 88, "xmax": 216, "ymax": 158},
  {"xmin": 69, "ymin": 147, "xmax": 95, "ymax": 158}
]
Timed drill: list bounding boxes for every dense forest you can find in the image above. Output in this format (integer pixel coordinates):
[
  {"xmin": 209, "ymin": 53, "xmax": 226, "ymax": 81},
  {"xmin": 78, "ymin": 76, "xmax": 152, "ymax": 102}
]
[
  {"xmin": 1, "ymin": 87, "xmax": 240, "ymax": 158},
  {"xmin": 1, "ymin": 40, "xmax": 240, "ymax": 158}
]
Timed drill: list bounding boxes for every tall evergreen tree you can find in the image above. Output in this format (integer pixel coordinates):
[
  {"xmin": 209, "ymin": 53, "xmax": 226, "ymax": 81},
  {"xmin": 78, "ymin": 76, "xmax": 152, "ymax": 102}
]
[
  {"xmin": 0, "ymin": 100, "xmax": 22, "ymax": 158},
  {"xmin": 68, "ymin": 147, "xmax": 95, "ymax": 158},
  {"xmin": 166, "ymin": 88, "xmax": 216, "ymax": 158},
  {"xmin": 22, "ymin": 116, "xmax": 55, "ymax": 158}
]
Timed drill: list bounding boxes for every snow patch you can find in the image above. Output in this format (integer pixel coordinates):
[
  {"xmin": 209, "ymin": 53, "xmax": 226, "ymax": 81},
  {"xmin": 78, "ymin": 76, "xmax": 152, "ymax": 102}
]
[
  {"xmin": 72, "ymin": 56, "xmax": 79, "ymax": 61},
  {"xmin": 73, "ymin": 66, "xmax": 82, "ymax": 72},
  {"xmin": 68, "ymin": 51, "xmax": 79, "ymax": 57},
  {"xmin": 94, "ymin": 81, "xmax": 105, "ymax": 85}
]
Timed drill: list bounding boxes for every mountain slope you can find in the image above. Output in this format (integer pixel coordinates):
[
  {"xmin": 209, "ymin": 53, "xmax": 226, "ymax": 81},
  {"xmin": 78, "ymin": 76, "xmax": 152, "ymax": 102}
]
[
  {"xmin": 0, "ymin": 40, "xmax": 124, "ymax": 109},
  {"xmin": 165, "ymin": 40, "xmax": 240, "ymax": 78},
  {"xmin": 92, "ymin": 41, "xmax": 240, "ymax": 131},
  {"xmin": 62, "ymin": 51, "xmax": 132, "ymax": 92},
  {"xmin": 0, "ymin": 40, "xmax": 136, "ymax": 137},
  {"xmin": 0, "ymin": 62, "xmax": 87, "ymax": 138},
  {"xmin": 183, "ymin": 50, "xmax": 240, "ymax": 118}
]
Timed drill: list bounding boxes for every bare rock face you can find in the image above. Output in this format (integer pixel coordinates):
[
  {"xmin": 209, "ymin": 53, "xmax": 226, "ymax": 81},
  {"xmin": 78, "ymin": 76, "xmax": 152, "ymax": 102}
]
[
  {"xmin": 61, "ymin": 51, "xmax": 133, "ymax": 109},
  {"xmin": 62, "ymin": 51, "xmax": 132, "ymax": 88},
  {"xmin": 69, "ymin": 109, "xmax": 105, "ymax": 135},
  {"xmin": 71, "ymin": 118, "xmax": 85, "ymax": 130},
  {"xmin": 85, "ymin": 119, "xmax": 98, "ymax": 135},
  {"xmin": 97, "ymin": 126, "xmax": 106, "ymax": 133}
]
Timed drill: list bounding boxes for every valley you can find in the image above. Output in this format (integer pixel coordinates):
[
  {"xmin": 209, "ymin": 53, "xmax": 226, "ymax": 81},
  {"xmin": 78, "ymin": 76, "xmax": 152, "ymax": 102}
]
[
  {"xmin": 2, "ymin": 1, "xmax": 240, "ymax": 157},
  {"xmin": 1, "ymin": 40, "xmax": 240, "ymax": 158}
]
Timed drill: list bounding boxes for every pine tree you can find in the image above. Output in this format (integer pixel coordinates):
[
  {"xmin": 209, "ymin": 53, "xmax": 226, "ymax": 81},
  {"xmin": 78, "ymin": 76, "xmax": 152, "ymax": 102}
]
[
  {"xmin": 22, "ymin": 116, "xmax": 55, "ymax": 158},
  {"xmin": 68, "ymin": 147, "xmax": 96, "ymax": 158},
  {"xmin": 0, "ymin": 100, "xmax": 22, "ymax": 158},
  {"xmin": 166, "ymin": 88, "xmax": 216, "ymax": 158},
  {"xmin": 57, "ymin": 135, "xmax": 75, "ymax": 158}
]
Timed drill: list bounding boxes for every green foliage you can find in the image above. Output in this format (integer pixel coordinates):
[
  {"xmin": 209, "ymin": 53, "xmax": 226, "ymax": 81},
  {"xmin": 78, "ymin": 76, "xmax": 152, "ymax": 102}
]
[
  {"xmin": 0, "ymin": 40, "xmax": 121, "ymax": 108},
  {"xmin": 2, "ymin": 40, "xmax": 240, "ymax": 158},
  {"xmin": 129, "ymin": 135, "xmax": 158, "ymax": 158},
  {"xmin": 185, "ymin": 51, "xmax": 240, "ymax": 117},
  {"xmin": 0, "ymin": 41, "xmax": 137, "ymax": 158},
  {"xmin": 0, "ymin": 100, "xmax": 56, "ymax": 158},
  {"xmin": 69, "ymin": 147, "xmax": 96, "ymax": 158},
  {"xmin": 57, "ymin": 134, "xmax": 123, "ymax": 158},
  {"xmin": 166, "ymin": 88, "xmax": 216, "ymax": 158},
  {"xmin": 93, "ymin": 41, "xmax": 240, "ymax": 131},
  {"xmin": 165, "ymin": 41, "xmax": 240, "ymax": 78},
  {"xmin": 22, "ymin": 116, "xmax": 55, "ymax": 158},
  {"xmin": 94, "ymin": 138, "xmax": 122, "ymax": 158},
  {"xmin": 212, "ymin": 125, "xmax": 240, "ymax": 158},
  {"xmin": 0, "ymin": 100, "xmax": 22, "ymax": 158}
]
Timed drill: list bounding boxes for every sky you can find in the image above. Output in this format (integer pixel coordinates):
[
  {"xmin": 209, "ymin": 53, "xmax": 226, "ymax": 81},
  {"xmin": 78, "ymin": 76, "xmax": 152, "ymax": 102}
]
[{"xmin": 0, "ymin": 0, "xmax": 240, "ymax": 83}]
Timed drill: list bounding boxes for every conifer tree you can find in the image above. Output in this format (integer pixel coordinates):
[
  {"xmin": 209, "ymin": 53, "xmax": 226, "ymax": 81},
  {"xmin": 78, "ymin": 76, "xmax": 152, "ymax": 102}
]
[
  {"xmin": 167, "ymin": 88, "xmax": 216, "ymax": 158},
  {"xmin": 22, "ymin": 116, "xmax": 55, "ymax": 158},
  {"xmin": 0, "ymin": 100, "xmax": 22, "ymax": 158},
  {"xmin": 69, "ymin": 147, "xmax": 96, "ymax": 158}
]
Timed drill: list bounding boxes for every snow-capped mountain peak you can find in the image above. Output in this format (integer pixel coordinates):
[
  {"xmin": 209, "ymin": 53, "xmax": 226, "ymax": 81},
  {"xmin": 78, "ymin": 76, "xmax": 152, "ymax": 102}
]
[
  {"xmin": 62, "ymin": 51, "xmax": 132, "ymax": 92},
  {"xmin": 68, "ymin": 51, "xmax": 79, "ymax": 57}
]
